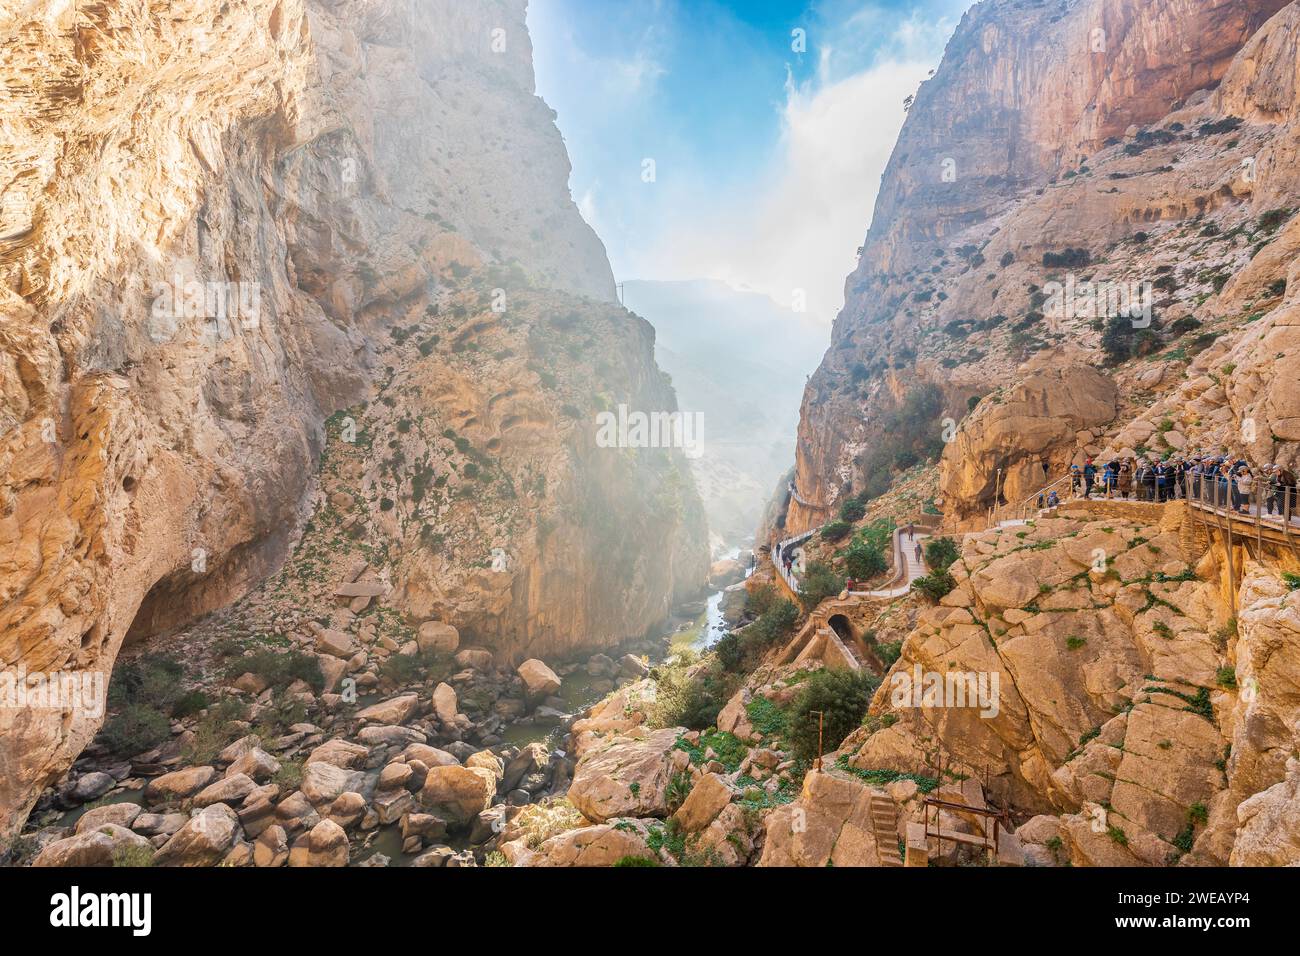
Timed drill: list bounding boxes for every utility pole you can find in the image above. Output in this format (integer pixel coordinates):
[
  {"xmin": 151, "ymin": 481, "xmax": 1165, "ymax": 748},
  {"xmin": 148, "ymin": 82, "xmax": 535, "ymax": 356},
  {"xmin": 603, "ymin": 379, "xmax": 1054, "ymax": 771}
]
[
  {"xmin": 616, "ymin": 282, "xmax": 625, "ymax": 306},
  {"xmin": 810, "ymin": 711, "xmax": 825, "ymax": 772}
]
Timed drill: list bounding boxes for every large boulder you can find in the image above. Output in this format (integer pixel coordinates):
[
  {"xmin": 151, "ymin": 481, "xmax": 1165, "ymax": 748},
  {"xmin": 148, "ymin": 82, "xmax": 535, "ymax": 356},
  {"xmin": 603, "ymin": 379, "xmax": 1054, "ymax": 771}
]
[
  {"xmin": 301, "ymin": 761, "xmax": 365, "ymax": 806},
  {"xmin": 758, "ymin": 771, "xmax": 882, "ymax": 867},
  {"xmin": 32, "ymin": 824, "xmax": 153, "ymax": 867},
  {"xmin": 417, "ymin": 622, "xmax": 460, "ymax": 655},
  {"xmin": 143, "ymin": 766, "xmax": 216, "ymax": 802},
  {"xmin": 193, "ymin": 773, "xmax": 258, "ymax": 808},
  {"xmin": 226, "ymin": 748, "xmax": 281, "ymax": 782},
  {"xmin": 153, "ymin": 805, "xmax": 241, "ymax": 867},
  {"xmin": 567, "ymin": 727, "xmax": 685, "ymax": 823},
  {"xmin": 432, "ymin": 682, "xmax": 459, "ymax": 724},
  {"xmin": 518, "ymin": 659, "xmax": 561, "ymax": 698},
  {"xmin": 75, "ymin": 802, "xmax": 142, "ymax": 834},
  {"xmin": 356, "ymin": 694, "xmax": 420, "ymax": 725},
  {"xmin": 508, "ymin": 818, "xmax": 660, "ymax": 867},
  {"xmin": 418, "ymin": 765, "xmax": 497, "ymax": 825},
  {"xmin": 288, "ymin": 819, "xmax": 350, "ymax": 867},
  {"xmin": 939, "ymin": 364, "xmax": 1118, "ymax": 521},
  {"xmin": 672, "ymin": 772, "xmax": 734, "ymax": 833},
  {"xmin": 306, "ymin": 739, "xmax": 370, "ymax": 769}
]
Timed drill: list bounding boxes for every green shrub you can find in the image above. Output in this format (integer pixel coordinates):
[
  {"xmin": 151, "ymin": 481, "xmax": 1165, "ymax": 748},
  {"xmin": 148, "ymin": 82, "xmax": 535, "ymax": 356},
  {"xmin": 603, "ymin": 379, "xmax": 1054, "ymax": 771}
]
[
  {"xmin": 714, "ymin": 632, "xmax": 746, "ymax": 673},
  {"xmin": 874, "ymin": 639, "xmax": 903, "ymax": 668},
  {"xmin": 744, "ymin": 584, "xmax": 780, "ymax": 618},
  {"xmin": 915, "ymin": 572, "xmax": 956, "ymax": 600},
  {"xmin": 108, "ymin": 656, "xmax": 187, "ymax": 714},
  {"xmin": 923, "ymin": 537, "xmax": 960, "ymax": 574},
  {"xmin": 378, "ymin": 648, "xmax": 453, "ymax": 687},
  {"xmin": 1100, "ymin": 314, "xmax": 1134, "ymax": 365},
  {"xmin": 229, "ymin": 649, "xmax": 325, "ymax": 692},
  {"xmin": 99, "ymin": 704, "xmax": 172, "ymax": 757},
  {"xmin": 614, "ymin": 855, "xmax": 660, "ymax": 867},
  {"xmin": 171, "ymin": 690, "xmax": 212, "ymax": 719},
  {"xmin": 648, "ymin": 657, "xmax": 731, "ymax": 732},
  {"xmin": 821, "ymin": 521, "xmax": 852, "ymax": 543},
  {"xmin": 799, "ymin": 561, "xmax": 844, "ymax": 611},
  {"xmin": 911, "ymin": 571, "xmax": 956, "ymax": 602},
  {"xmin": 786, "ymin": 669, "xmax": 879, "ymax": 763},
  {"xmin": 839, "ymin": 499, "xmax": 867, "ymax": 523},
  {"xmin": 844, "ymin": 538, "xmax": 887, "ymax": 580}
]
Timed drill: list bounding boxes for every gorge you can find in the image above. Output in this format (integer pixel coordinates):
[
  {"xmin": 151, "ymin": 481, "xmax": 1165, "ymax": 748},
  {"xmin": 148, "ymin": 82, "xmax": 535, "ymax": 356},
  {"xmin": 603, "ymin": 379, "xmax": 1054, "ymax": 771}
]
[{"xmin": 2, "ymin": 0, "xmax": 1300, "ymax": 876}]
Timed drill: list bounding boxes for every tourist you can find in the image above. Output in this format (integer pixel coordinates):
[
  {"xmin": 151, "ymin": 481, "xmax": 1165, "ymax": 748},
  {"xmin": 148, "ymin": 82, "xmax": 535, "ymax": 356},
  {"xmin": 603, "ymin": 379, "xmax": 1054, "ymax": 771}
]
[
  {"xmin": 1083, "ymin": 459, "xmax": 1097, "ymax": 499},
  {"xmin": 1118, "ymin": 459, "xmax": 1133, "ymax": 499},
  {"xmin": 1280, "ymin": 465, "xmax": 1299, "ymax": 518},
  {"xmin": 1234, "ymin": 466, "xmax": 1254, "ymax": 514}
]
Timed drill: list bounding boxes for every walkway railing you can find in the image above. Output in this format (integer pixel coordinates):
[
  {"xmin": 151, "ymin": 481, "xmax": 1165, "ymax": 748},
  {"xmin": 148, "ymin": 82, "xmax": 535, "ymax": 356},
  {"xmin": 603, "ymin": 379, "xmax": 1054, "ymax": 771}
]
[
  {"xmin": 985, "ymin": 474, "xmax": 1074, "ymax": 530},
  {"xmin": 772, "ymin": 528, "xmax": 815, "ymax": 594}
]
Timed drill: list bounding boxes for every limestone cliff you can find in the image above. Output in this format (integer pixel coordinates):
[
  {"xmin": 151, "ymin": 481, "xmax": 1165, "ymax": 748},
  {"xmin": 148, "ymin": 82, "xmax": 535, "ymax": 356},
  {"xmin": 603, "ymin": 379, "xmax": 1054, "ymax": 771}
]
[
  {"xmin": 785, "ymin": 0, "xmax": 1296, "ymax": 533},
  {"xmin": 0, "ymin": 0, "xmax": 705, "ymax": 840}
]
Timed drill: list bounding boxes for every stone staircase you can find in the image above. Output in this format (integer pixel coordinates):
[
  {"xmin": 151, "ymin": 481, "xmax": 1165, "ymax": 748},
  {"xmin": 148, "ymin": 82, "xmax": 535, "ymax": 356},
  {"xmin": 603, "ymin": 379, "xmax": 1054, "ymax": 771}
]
[{"xmin": 870, "ymin": 794, "xmax": 903, "ymax": 867}]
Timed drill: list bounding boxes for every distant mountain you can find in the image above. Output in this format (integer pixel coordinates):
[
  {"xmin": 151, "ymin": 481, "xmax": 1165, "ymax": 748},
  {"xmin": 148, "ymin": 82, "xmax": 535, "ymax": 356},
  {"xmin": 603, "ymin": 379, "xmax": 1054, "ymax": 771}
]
[{"xmin": 622, "ymin": 279, "xmax": 827, "ymax": 549}]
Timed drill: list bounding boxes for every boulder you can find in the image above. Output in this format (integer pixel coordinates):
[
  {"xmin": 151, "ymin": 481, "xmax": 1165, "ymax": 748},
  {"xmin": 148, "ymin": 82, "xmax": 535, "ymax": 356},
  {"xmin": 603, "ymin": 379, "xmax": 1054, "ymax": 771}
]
[
  {"xmin": 418, "ymin": 765, "xmax": 497, "ymax": 825},
  {"xmin": 252, "ymin": 825, "xmax": 289, "ymax": 868},
  {"xmin": 144, "ymin": 765, "xmax": 216, "ymax": 802},
  {"xmin": 454, "ymin": 648, "xmax": 495, "ymax": 672},
  {"xmin": 131, "ymin": 812, "xmax": 188, "ymax": 837},
  {"xmin": 672, "ymin": 772, "xmax": 734, "ymax": 833},
  {"xmin": 403, "ymin": 743, "xmax": 460, "ymax": 768},
  {"xmin": 193, "ymin": 773, "xmax": 258, "ymax": 808},
  {"xmin": 306, "ymin": 738, "xmax": 370, "ymax": 769},
  {"xmin": 378, "ymin": 762, "xmax": 414, "ymax": 792},
  {"xmin": 154, "ymin": 805, "xmax": 241, "ymax": 867},
  {"xmin": 619, "ymin": 654, "xmax": 650, "ymax": 678},
  {"xmin": 32, "ymin": 824, "xmax": 153, "ymax": 867},
  {"xmin": 503, "ymin": 743, "xmax": 549, "ymax": 793},
  {"xmin": 510, "ymin": 818, "xmax": 659, "ymax": 867},
  {"xmin": 315, "ymin": 629, "xmax": 356, "ymax": 660},
  {"xmin": 432, "ymin": 682, "xmax": 459, "ymax": 724},
  {"xmin": 75, "ymin": 802, "xmax": 142, "ymax": 834},
  {"xmin": 517, "ymin": 659, "xmax": 562, "ymax": 698},
  {"xmin": 567, "ymin": 727, "xmax": 683, "ymax": 823},
  {"xmin": 226, "ymin": 748, "xmax": 281, "ymax": 782},
  {"xmin": 71, "ymin": 772, "xmax": 116, "ymax": 802},
  {"xmin": 758, "ymin": 771, "xmax": 882, "ymax": 867},
  {"xmin": 355, "ymin": 694, "xmax": 419, "ymax": 725},
  {"xmin": 288, "ymin": 819, "xmax": 350, "ymax": 867},
  {"xmin": 417, "ymin": 622, "xmax": 460, "ymax": 655},
  {"xmin": 300, "ymin": 761, "xmax": 364, "ymax": 806}
]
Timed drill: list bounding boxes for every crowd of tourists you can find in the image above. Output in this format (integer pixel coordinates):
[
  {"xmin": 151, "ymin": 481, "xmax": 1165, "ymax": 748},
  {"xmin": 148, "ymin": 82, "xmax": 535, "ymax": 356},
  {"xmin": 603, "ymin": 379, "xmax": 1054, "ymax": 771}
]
[{"xmin": 1057, "ymin": 456, "xmax": 1299, "ymax": 518}]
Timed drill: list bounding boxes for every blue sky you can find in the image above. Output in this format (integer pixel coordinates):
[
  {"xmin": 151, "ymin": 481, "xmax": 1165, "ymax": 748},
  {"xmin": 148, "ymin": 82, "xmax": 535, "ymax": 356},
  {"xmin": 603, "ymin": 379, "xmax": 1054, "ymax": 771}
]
[{"xmin": 528, "ymin": 0, "xmax": 970, "ymax": 324}]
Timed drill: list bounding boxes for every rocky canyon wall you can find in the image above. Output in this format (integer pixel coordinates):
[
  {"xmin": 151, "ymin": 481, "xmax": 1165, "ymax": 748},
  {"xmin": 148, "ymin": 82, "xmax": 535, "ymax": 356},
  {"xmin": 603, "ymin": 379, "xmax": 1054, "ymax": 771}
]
[
  {"xmin": 0, "ymin": 0, "xmax": 705, "ymax": 839},
  {"xmin": 785, "ymin": 0, "xmax": 1297, "ymax": 534}
]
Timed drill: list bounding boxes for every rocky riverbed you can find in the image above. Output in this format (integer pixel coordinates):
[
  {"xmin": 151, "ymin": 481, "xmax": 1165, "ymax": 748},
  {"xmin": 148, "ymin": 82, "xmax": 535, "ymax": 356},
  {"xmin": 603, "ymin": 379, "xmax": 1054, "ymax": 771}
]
[{"xmin": 9, "ymin": 635, "xmax": 673, "ymax": 868}]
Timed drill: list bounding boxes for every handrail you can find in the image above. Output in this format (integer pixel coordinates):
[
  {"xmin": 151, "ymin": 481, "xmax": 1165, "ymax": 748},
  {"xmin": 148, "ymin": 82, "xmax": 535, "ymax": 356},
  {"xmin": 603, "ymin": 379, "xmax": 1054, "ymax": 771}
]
[{"xmin": 985, "ymin": 474, "xmax": 1073, "ymax": 529}]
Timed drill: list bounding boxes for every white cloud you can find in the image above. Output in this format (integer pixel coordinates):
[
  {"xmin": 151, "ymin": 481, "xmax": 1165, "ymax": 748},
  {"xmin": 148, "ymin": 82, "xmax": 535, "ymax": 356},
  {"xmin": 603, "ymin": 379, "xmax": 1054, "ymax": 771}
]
[{"xmin": 642, "ymin": 54, "xmax": 935, "ymax": 325}]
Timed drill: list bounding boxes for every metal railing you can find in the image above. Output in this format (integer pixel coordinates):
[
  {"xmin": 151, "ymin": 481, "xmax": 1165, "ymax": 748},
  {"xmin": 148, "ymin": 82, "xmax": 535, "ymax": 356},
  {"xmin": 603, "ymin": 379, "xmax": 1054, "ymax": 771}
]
[{"xmin": 985, "ymin": 474, "xmax": 1073, "ymax": 529}]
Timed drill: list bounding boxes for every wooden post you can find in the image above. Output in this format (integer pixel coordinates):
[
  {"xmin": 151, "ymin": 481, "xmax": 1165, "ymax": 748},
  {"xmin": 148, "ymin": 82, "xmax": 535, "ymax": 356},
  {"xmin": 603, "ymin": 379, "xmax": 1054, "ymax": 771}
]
[{"xmin": 810, "ymin": 711, "xmax": 825, "ymax": 772}]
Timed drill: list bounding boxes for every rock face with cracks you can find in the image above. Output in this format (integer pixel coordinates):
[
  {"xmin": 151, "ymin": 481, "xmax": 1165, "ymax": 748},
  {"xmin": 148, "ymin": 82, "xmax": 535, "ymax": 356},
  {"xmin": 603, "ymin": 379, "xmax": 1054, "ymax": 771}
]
[{"xmin": 0, "ymin": 0, "xmax": 705, "ymax": 840}]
